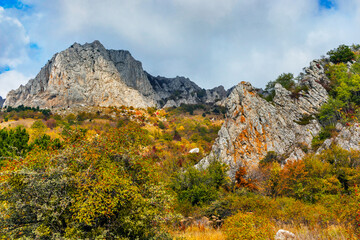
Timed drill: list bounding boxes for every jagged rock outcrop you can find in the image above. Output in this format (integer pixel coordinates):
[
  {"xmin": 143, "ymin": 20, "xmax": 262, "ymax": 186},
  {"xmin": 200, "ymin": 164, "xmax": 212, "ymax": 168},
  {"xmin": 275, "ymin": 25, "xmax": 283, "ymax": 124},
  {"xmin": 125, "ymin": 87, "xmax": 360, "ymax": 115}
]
[
  {"xmin": 200, "ymin": 60, "xmax": 329, "ymax": 177},
  {"xmin": 0, "ymin": 96, "xmax": 4, "ymax": 108},
  {"xmin": 147, "ymin": 74, "xmax": 228, "ymax": 107},
  {"xmin": 4, "ymin": 40, "xmax": 227, "ymax": 109},
  {"xmin": 316, "ymin": 123, "xmax": 360, "ymax": 153}
]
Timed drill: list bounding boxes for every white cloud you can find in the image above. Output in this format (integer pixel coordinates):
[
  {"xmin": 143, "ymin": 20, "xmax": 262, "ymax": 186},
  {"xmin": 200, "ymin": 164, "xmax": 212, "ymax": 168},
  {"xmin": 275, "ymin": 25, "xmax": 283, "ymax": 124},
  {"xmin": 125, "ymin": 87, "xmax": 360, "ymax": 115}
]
[
  {"xmin": 3, "ymin": 0, "xmax": 360, "ymax": 95},
  {"xmin": 0, "ymin": 6, "xmax": 30, "ymax": 67},
  {"xmin": 0, "ymin": 70, "xmax": 31, "ymax": 97}
]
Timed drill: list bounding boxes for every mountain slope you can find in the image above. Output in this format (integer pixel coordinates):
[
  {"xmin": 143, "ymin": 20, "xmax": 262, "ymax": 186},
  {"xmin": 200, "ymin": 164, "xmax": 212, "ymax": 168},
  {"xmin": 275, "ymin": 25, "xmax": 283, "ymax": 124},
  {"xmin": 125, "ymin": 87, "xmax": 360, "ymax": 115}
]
[{"xmin": 4, "ymin": 41, "xmax": 227, "ymax": 109}]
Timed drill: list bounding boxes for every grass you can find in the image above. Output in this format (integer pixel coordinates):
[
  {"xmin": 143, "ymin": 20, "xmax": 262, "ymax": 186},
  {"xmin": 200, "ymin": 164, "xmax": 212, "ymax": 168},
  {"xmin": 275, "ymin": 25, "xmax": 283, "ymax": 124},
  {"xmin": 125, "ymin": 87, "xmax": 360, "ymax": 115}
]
[
  {"xmin": 171, "ymin": 225, "xmax": 225, "ymax": 240},
  {"xmin": 0, "ymin": 118, "xmax": 36, "ymax": 129},
  {"xmin": 276, "ymin": 224, "xmax": 358, "ymax": 240},
  {"xmin": 169, "ymin": 223, "xmax": 356, "ymax": 240}
]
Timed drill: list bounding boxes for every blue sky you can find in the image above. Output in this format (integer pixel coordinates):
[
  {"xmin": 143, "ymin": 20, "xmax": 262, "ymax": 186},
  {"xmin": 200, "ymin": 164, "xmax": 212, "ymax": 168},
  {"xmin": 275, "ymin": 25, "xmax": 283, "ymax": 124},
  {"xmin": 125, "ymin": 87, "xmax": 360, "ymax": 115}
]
[
  {"xmin": 319, "ymin": 0, "xmax": 335, "ymax": 9},
  {"xmin": 1, "ymin": 0, "xmax": 360, "ymax": 97}
]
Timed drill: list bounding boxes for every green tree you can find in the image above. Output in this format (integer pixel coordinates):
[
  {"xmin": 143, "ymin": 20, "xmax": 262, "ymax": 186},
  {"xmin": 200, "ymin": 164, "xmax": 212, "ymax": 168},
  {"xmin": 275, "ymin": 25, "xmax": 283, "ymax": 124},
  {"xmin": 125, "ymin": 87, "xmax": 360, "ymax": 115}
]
[
  {"xmin": 0, "ymin": 127, "xmax": 30, "ymax": 160},
  {"xmin": 171, "ymin": 159, "xmax": 229, "ymax": 205},
  {"xmin": 327, "ymin": 44, "xmax": 355, "ymax": 64},
  {"xmin": 0, "ymin": 125, "xmax": 176, "ymax": 239},
  {"xmin": 265, "ymin": 73, "xmax": 295, "ymax": 101}
]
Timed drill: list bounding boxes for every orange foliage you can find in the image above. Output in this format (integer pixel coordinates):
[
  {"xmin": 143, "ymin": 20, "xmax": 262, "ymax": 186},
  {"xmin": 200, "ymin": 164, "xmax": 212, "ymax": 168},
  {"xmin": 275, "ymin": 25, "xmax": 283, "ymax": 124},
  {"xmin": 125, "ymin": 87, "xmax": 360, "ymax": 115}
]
[{"xmin": 235, "ymin": 166, "xmax": 258, "ymax": 191}]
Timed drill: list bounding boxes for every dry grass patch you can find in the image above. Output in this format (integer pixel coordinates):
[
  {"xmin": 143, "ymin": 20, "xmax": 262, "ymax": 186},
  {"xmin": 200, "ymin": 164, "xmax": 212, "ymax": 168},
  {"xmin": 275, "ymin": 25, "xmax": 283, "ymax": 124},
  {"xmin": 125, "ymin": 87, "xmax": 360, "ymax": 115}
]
[
  {"xmin": 0, "ymin": 118, "xmax": 36, "ymax": 129},
  {"xmin": 172, "ymin": 225, "xmax": 225, "ymax": 240},
  {"xmin": 276, "ymin": 224, "xmax": 358, "ymax": 240}
]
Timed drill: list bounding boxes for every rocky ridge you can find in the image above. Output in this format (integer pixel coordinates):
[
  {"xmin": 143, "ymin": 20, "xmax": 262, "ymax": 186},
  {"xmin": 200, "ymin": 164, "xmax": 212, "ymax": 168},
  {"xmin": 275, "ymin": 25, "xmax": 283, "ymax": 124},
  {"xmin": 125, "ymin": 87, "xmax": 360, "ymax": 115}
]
[
  {"xmin": 0, "ymin": 96, "xmax": 4, "ymax": 108},
  {"xmin": 199, "ymin": 60, "xmax": 331, "ymax": 177},
  {"xmin": 4, "ymin": 41, "xmax": 228, "ymax": 109}
]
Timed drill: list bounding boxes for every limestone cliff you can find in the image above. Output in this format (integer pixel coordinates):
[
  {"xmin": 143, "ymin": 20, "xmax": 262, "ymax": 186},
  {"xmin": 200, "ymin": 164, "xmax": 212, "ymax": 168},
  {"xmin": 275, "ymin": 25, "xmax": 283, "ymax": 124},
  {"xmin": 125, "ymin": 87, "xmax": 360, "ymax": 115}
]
[
  {"xmin": 200, "ymin": 60, "xmax": 330, "ymax": 177},
  {"xmin": 4, "ymin": 41, "xmax": 156, "ymax": 108},
  {"xmin": 4, "ymin": 40, "xmax": 227, "ymax": 109},
  {"xmin": 0, "ymin": 96, "xmax": 4, "ymax": 108}
]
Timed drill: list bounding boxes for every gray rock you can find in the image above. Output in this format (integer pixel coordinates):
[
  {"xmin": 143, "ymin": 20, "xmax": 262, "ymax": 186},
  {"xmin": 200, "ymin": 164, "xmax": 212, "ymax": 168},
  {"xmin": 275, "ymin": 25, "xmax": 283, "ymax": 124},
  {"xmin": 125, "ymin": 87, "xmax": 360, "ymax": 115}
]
[
  {"xmin": 0, "ymin": 96, "xmax": 4, "ymax": 108},
  {"xmin": 4, "ymin": 40, "xmax": 228, "ymax": 109},
  {"xmin": 189, "ymin": 148, "xmax": 200, "ymax": 153},
  {"xmin": 275, "ymin": 229, "xmax": 296, "ymax": 240},
  {"xmin": 147, "ymin": 74, "xmax": 228, "ymax": 107},
  {"xmin": 317, "ymin": 123, "xmax": 360, "ymax": 153},
  {"xmin": 199, "ymin": 60, "xmax": 329, "ymax": 178},
  {"xmin": 4, "ymin": 41, "xmax": 156, "ymax": 109}
]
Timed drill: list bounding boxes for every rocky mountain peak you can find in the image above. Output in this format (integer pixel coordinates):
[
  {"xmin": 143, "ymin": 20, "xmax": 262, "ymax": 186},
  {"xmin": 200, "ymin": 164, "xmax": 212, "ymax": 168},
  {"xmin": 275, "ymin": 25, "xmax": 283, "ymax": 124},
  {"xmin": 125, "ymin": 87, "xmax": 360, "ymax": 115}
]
[
  {"xmin": 4, "ymin": 41, "xmax": 157, "ymax": 109},
  {"xmin": 4, "ymin": 41, "xmax": 227, "ymax": 109}
]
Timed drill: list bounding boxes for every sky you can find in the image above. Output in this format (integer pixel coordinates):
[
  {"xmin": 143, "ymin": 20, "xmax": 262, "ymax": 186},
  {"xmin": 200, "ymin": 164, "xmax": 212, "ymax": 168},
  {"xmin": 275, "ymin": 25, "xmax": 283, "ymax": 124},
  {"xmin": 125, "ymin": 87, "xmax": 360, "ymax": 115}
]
[{"xmin": 0, "ymin": 0, "xmax": 360, "ymax": 97}]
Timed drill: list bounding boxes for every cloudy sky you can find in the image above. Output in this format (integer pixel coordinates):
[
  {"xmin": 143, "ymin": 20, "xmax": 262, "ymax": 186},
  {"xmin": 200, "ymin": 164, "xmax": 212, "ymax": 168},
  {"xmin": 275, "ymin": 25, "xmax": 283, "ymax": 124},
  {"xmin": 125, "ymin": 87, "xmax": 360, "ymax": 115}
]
[{"xmin": 0, "ymin": 0, "xmax": 360, "ymax": 97}]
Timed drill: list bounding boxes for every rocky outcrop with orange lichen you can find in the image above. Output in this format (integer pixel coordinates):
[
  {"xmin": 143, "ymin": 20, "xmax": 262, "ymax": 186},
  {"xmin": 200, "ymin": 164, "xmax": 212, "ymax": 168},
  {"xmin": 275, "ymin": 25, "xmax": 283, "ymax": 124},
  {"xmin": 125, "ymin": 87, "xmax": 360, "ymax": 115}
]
[{"xmin": 199, "ymin": 60, "xmax": 329, "ymax": 178}]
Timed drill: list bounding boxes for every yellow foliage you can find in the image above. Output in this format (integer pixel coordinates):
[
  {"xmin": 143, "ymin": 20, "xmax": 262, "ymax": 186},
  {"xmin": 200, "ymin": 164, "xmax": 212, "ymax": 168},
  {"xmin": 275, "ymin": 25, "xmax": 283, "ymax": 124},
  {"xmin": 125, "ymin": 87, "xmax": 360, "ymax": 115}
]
[{"xmin": 171, "ymin": 225, "xmax": 225, "ymax": 240}]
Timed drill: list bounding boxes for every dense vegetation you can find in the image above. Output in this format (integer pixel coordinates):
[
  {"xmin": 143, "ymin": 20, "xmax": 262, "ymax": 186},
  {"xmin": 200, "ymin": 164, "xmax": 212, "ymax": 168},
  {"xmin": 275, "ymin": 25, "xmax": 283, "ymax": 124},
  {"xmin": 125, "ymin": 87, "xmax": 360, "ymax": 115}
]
[{"xmin": 0, "ymin": 44, "xmax": 360, "ymax": 239}]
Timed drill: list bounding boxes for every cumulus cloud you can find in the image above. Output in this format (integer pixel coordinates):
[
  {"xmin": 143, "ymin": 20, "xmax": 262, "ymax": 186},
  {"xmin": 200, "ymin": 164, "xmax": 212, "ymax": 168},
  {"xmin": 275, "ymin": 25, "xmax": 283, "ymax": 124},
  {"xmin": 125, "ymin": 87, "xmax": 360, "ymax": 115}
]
[
  {"xmin": 0, "ymin": 70, "xmax": 30, "ymax": 97},
  {"xmin": 3, "ymin": 0, "xmax": 360, "ymax": 94},
  {"xmin": 0, "ymin": 6, "xmax": 30, "ymax": 67}
]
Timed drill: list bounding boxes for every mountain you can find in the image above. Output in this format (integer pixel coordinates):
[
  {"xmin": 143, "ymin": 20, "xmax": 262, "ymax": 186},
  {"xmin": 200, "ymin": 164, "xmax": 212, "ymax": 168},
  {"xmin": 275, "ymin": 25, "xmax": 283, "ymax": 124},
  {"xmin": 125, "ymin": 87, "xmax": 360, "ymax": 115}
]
[
  {"xmin": 199, "ymin": 59, "xmax": 332, "ymax": 177},
  {"xmin": 0, "ymin": 96, "xmax": 4, "ymax": 108},
  {"xmin": 4, "ymin": 41, "xmax": 228, "ymax": 109}
]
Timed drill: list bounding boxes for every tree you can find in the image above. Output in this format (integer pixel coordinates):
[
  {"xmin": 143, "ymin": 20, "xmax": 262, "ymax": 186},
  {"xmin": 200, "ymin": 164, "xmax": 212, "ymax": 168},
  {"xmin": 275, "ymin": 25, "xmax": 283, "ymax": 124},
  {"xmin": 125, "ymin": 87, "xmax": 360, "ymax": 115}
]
[
  {"xmin": 0, "ymin": 125, "xmax": 176, "ymax": 239},
  {"xmin": 171, "ymin": 159, "xmax": 229, "ymax": 205},
  {"xmin": 327, "ymin": 44, "xmax": 355, "ymax": 64},
  {"xmin": 0, "ymin": 127, "xmax": 30, "ymax": 160},
  {"xmin": 265, "ymin": 73, "xmax": 295, "ymax": 101}
]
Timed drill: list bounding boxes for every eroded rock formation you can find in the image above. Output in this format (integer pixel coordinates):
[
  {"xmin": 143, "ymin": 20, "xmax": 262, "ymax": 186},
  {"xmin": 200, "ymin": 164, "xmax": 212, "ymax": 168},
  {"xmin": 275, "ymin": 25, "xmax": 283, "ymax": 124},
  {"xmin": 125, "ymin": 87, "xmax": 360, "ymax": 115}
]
[
  {"xmin": 4, "ymin": 41, "xmax": 228, "ymax": 109},
  {"xmin": 200, "ymin": 60, "xmax": 330, "ymax": 177}
]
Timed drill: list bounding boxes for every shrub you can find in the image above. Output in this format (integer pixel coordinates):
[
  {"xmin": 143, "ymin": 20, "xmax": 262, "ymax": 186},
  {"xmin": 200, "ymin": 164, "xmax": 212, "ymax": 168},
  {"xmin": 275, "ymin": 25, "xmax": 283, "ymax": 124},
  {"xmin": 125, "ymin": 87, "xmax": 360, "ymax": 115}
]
[
  {"xmin": 171, "ymin": 159, "xmax": 229, "ymax": 205},
  {"xmin": 260, "ymin": 151, "xmax": 282, "ymax": 165},
  {"xmin": 158, "ymin": 121, "xmax": 166, "ymax": 129},
  {"xmin": 327, "ymin": 44, "xmax": 355, "ymax": 64},
  {"xmin": 0, "ymin": 126, "xmax": 30, "ymax": 159},
  {"xmin": 234, "ymin": 166, "xmax": 258, "ymax": 191},
  {"xmin": 45, "ymin": 118, "xmax": 57, "ymax": 129},
  {"xmin": 294, "ymin": 114, "xmax": 314, "ymax": 125},
  {"xmin": 265, "ymin": 73, "xmax": 295, "ymax": 101},
  {"xmin": 0, "ymin": 125, "xmax": 176, "ymax": 239},
  {"xmin": 311, "ymin": 125, "xmax": 335, "ymax": 150},
  {"xmin": 222, "ymin": 212, "xmax": 275, "ymax": 240}
]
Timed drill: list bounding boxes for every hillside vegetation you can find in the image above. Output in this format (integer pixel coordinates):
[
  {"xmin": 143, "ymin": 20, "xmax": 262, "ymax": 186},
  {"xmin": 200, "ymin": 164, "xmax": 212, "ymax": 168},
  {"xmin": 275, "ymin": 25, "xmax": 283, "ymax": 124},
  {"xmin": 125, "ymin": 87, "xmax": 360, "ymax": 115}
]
[{"xmin": 0, "ymin": 44, "xmax": 360, "ymax": 239}]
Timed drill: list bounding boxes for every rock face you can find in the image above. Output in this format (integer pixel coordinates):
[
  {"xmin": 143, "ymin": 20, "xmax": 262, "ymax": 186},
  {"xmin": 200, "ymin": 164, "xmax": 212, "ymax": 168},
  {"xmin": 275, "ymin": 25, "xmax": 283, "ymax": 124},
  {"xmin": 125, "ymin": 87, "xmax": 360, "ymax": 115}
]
[
  {"xmin": 4, "ymin": 40, "xmax": 227, "ymax": 109},
  {"xmin": 317, "ymin": 123, "xmax": 360, "ymax": 152},
  {"xmin": 200, "ymin": 60, "xmax": 329, "ymax": 177},
  {"xmin": 0, "ymin": 96, "xmax": 4, "ymax": 108},
  {"xmin": 147, "ymin": 73, "xmax": 228, "ymax": 107}
]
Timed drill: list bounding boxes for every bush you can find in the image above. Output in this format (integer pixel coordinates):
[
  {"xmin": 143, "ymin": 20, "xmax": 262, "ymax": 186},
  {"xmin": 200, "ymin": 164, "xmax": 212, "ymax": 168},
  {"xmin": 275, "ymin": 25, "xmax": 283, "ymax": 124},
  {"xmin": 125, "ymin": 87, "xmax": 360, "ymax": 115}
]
[
  {"xmin": 311, "ymin": 125, "xmax": 335, "ymax": 150},
  {"xmin": 171, "ymin": 159, "xmax": 229, "ymax": 205},
  {"xmin": 327, "ymin": 44, "xmax": 355, "ymax": 64},
  {"xmin": 260, "ymin": 151, "xmax": 282, "ymax": 165},
  {"xmin": 222, "ymin": 212, "xmax": 275, "ymax": 240},
  {"xmin": 0, "ymin": 125, "xmax": 176, "ymax": 239},
  {"xmin": 0, "ymin": 126, "xmax": 30, "ymax": 159},
  {"xmin": 294, "ymin": 114, "xmax": 314, "ymax": 125},
  {"xmin": 265, "ymin": 73, "xmax": 295, "ymax": 101}
]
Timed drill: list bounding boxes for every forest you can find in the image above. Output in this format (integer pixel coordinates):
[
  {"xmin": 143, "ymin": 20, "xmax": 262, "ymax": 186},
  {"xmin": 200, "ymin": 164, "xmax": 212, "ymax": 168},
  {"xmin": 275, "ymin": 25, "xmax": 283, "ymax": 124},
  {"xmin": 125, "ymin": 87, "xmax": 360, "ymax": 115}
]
[{"xmin": 0, "ymin": 44, "xmax": 360, "ymax": 239}]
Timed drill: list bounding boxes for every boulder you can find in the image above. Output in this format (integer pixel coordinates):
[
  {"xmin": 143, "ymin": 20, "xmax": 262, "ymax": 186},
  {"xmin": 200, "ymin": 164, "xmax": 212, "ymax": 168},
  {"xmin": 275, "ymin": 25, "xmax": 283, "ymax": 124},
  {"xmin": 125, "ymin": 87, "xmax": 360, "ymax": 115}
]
[{"xmin": 275, "ymin": 229, "xmax": 296, "ymax": 240}]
